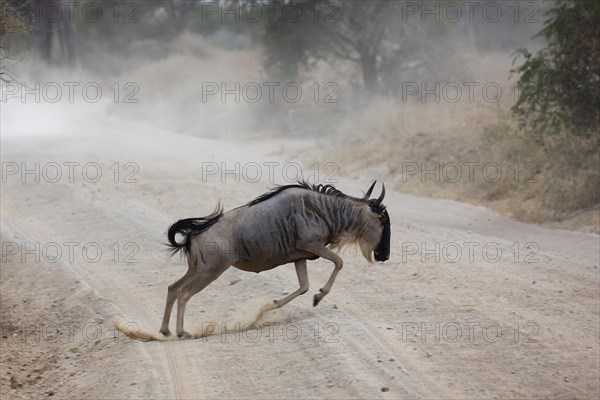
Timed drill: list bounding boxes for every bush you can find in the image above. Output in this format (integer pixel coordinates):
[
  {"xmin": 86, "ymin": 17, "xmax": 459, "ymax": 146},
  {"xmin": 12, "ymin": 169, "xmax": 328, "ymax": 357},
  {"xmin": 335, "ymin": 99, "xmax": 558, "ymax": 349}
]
[{"xmin": 511, "ymin": 0, "xmax": 600, "ymax": 144}]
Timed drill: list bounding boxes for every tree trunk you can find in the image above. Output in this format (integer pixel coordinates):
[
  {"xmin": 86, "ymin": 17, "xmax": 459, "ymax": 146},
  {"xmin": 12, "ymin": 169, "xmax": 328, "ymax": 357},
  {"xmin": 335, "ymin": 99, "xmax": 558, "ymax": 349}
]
[
  {"xmin": 29, "ymin": 0, "xmax": 76, "ymax": 67},
  {"xmin": 361, "ymin": 52, "xmax": 379, "ymax": 94}
]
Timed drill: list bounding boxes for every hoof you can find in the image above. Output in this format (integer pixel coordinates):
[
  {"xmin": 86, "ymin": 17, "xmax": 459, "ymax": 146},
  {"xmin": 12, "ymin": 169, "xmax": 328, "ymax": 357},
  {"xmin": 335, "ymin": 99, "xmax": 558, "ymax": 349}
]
[
  {"xmin": 159, "ymin": 329, "xmax": 171, "ymax": 337},
  {"xmin": 313, "ymin": 288, "xmax": 326, "ymax": 307},
  {"xmin": 177, "ymin": 331, "xmax": 192, "ymax": 340},
  {"xmin": 313, "ymin": 294, "xmax": 322, "ymax": 307},
  {"xmin": 262, "ymin": 302, "xmax": 277, "ymax": 312}
]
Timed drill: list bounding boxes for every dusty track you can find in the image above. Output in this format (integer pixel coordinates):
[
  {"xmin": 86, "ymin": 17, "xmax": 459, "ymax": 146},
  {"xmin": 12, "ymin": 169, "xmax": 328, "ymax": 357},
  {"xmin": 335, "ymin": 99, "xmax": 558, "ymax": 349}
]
[{"xmin": 1, "ymin": 103, "xmax": 599, "ymax": 399}]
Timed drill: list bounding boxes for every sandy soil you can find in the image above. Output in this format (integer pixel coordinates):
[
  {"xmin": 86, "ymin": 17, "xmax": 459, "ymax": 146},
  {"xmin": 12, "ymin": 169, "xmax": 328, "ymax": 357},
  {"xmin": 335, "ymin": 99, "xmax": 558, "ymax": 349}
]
[{"xmin": 1, "ymin": 101, "xmax": 599, "ymax": 399}]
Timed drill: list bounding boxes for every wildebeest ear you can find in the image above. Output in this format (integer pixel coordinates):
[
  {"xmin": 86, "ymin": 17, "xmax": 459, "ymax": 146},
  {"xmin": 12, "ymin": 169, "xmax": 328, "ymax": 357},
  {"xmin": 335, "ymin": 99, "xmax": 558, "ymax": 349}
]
[{"xmin": 363, "ymin": 181, "xmax": 377, "ymax": 199}]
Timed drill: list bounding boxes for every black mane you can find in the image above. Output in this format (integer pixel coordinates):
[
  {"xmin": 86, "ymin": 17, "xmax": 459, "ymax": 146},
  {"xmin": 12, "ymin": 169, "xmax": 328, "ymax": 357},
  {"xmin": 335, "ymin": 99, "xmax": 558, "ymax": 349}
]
[{"xmin": 248, "ymin": 181, "xmax": 366, "ymax": 207}]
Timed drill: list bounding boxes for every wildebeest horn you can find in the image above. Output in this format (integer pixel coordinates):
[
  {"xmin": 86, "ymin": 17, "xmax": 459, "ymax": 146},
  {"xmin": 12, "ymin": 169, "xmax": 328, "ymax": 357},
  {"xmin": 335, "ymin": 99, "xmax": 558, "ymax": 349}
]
[
  {"xmin": 374, "ymin": 183, "xmax": 385, "ymax": 205},
  {"xmin": 363, "ymin": 181, "xmax": 377, "ymax": 199}
]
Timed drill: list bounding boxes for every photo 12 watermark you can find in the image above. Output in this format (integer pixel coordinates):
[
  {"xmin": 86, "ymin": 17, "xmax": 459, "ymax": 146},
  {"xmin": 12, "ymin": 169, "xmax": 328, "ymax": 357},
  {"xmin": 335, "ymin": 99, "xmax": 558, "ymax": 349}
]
[
  {"xmin": 201, "ymin": 82, "xmax": 339, "ymax": 104},
  {"xmin": 1, "ymin": 321, "xmax": 134, "ymax": 344},
  {"xmin": 1, "ymin": 82, "xmax": 139, "ymax": 103},
  {"xmin": 1, "ymin": 241, "xmax": 140, "ymax": 265},
  {"xmin": 399, "ymin": 81, "xmax": 538, "ymax": 104},
  {"xmin": 25, "ymin": 1, "xmax": 140, "ymax": 24},
  {"xmin": 201, "ymin": 161, "xmax": 339, "ymax": 184},
  {"xmin": 399, "ymin": 241, "xmax": 540, "ymax": 264},
  {"xmin": 400, "ymin": 320, "xmax": 540, "ymax": 344},
  {"xmin": 400, "ymin": 162, "xmax": 539, "ymax": 184},
  {"xmin": 400, "ymin": 1, "xmax": 540, "ymax": 24},
  {"xmin": 1, "ymin": 162, "xmax": 140, "ymax": 184},
  {"xmin": 198, "ymin": 321, "xmax": 339, "ymax": 344},
  {"xmin": 200, "ymin": 1, "xmax": 340, "ymax": 24}
]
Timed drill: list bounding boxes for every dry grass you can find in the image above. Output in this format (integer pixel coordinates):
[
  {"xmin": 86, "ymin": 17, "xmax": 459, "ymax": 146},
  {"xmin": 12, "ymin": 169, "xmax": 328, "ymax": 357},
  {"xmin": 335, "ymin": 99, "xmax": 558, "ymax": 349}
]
[
  {"xmin": 299, "ymin": 51, "xmax": 598, "ymax": 231},
  {"xmin": 311, "ymin": 96, "xmax": 598, "ymax": 230}
]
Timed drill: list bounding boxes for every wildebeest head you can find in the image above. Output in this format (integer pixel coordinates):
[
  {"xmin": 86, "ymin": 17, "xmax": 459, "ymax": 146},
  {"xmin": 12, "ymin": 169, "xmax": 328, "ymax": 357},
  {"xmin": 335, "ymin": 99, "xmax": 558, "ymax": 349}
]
[{"xmin": 360, "ymin": 181, "xmax": 390, "ymax": 262}]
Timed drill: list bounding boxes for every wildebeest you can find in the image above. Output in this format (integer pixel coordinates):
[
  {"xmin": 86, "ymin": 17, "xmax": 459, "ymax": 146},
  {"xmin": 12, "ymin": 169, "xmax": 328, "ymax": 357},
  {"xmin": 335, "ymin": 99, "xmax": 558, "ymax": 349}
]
[{"xmin": 161, "ymin": 181, "xmax": 390, "ymax": 339}]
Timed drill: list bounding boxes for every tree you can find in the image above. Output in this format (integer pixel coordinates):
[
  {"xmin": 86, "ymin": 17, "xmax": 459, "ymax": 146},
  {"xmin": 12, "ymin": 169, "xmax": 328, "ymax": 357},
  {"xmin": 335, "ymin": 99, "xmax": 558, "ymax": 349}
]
[
  {"xmin": 262, "ymin": 1, "xmax": 462, "ymax": 95},
  {"xmin": 263, "ymin": 1, "xmax": 407, "ymax": 93},
  {"xmin": 262, "ymin": 0, "xmax": 323, "ymax": 82},
  {"xmin": 511, "ymin": 0, "xmax": 600, "ymax": 144},
  {"xmin": 317, "ymin": 1, "xmax": 391, "ymax": 94},
  {"xmin": 0, "ymin": 0, "xmax": 28, "ymax": 82}
]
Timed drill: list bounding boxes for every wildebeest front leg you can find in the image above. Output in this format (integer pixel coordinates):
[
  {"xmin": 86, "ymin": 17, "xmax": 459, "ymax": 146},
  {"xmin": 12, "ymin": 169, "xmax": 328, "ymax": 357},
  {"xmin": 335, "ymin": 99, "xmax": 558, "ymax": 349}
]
[
  {"xmin": 298, "ymin": 243, "xmax": 343, "ymax": 306},
  {"xmin": 273, "ymin": 259, "xmax": 309, "ymax": 308}
]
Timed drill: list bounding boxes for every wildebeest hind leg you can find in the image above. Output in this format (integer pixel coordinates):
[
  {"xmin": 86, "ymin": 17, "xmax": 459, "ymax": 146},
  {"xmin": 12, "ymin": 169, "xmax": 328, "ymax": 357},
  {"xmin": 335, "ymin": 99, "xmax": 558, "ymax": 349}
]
[
  {"xmin": 175, "ymin": 264, "xmax": 230, "ymax": 339},
  {"xmin": 160, "ymin": 270, "xmax": 195, "ymax": 336}
]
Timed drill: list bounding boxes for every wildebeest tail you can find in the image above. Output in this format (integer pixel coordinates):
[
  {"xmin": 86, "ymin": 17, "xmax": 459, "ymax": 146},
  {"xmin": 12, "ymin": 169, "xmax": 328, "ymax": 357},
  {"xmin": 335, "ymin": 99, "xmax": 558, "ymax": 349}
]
[{"xmin": 167, "ymin": 203, "xmax": 223, "ymax": 255}]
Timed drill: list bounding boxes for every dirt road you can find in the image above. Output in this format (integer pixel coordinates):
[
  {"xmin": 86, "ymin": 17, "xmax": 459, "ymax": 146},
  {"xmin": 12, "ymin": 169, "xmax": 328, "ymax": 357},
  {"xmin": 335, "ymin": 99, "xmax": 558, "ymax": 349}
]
[{"xmin": 1, "ymin": 102, "xmax": 599, "ymax": 399}]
